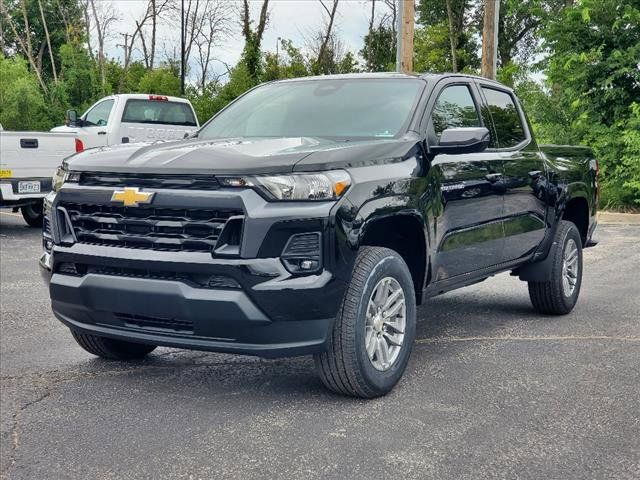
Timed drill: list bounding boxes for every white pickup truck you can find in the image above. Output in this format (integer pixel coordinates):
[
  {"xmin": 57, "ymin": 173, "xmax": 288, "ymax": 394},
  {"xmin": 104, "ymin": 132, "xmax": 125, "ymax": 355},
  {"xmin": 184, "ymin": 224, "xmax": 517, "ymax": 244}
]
[
  {"xmin": 52, "ymin": 93, "xmax": 199, "ymax": 149},
  {"xmin": 0, "ymin": 127, "xmax": 78, "ymax": 226},
  {"xmin": 1, "ymin": 94, "xmax": 199, "ymax": 227}
]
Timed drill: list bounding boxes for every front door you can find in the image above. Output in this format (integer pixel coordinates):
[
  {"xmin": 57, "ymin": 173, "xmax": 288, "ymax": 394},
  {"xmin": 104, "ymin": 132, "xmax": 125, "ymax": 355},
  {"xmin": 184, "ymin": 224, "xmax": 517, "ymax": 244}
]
[
  {"xmin": 425, "ymin": 81, "xmax": 505, "ymax": 280},
  {"xmin": 78, "ymin": 98, "xmax": 115, "ymax": 148}
]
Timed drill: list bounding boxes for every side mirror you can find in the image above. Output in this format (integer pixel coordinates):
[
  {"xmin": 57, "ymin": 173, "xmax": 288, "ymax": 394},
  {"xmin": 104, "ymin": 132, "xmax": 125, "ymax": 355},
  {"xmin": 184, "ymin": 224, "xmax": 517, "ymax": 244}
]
[
  {"xmin": 65, "ymin": 109, "xmax": 79, "ymax": 127},
  {"xmin": 431, "ymin": 127, "xmax": 490, "ymax": 155}
]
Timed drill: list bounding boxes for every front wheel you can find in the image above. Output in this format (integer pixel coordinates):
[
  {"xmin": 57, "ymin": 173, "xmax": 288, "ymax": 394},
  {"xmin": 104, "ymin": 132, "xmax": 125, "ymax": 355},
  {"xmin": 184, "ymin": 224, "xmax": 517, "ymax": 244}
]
[
  {"xmin": 21, "ymin": 201, "xmax": 43, "ymax": 228},
  {"xmin": 314, "ymin": 247, "xmax": 416, "ymax": 398},
  {"xmin": 528, "ymin": 220, "xmax": 583, "ymax": 315},
  {"xmin": 71, "ymin": 330, "xmax": 157, "ymax": 360}
]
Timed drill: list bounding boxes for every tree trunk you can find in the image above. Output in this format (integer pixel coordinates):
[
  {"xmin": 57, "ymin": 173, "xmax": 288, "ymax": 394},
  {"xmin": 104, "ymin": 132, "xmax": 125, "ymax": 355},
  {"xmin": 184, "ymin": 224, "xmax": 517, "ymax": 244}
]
[
  {"xmin": 0, "ymin": 1, "xmax": 48, "ymax": 92},
  {"xmin": 445, "ymin": 0, "xmax": 458, "ymax": 72},
  {"xmin": 150, "ymin": 0, "xmax": 156, "ymax": 68},
  {"xmin": 38, "ymin": 0, "xmax": 58, "ymax": 82},
  {"xmin": 369, "ymin": 0, "xmax": 376, "ymax": 31},
  {"xmin": 89, "ymin": 0, "xmax": 106, "ymax": 89},
  {"xmin": 318, "ymin": 0, "xmax": 338, "ymax": 72},
  {"xmin": 83, "ymin": 1, "xmax": 95, "ymax": 61}
]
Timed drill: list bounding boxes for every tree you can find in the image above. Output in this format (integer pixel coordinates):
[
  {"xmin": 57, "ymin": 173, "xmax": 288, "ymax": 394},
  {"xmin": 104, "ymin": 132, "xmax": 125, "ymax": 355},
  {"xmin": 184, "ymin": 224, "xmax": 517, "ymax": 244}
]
[
  {"xmin": 85, "ymin": 0, "xmax": 119, "ymax": 92},
  {"xmin": 541, "ymin": 0, "xmax": 640, "ymax": 207},
  {"xmin": 240, "ymin": 0, "xmax": 269, "ymax": 84},
  {"xmin": 137, "ymin": 66, "xmax": 181, "ymax": 96},
  {"xmin": 416, "ymin": 0, "xmax": 480, "ymax": 73},
  {"xmin": 361, "ymin": 0, "xmax": 397, "ymax": 72},
  {"xmin": 315, "ymin": 0, "xmax": 339, "ymax": 74},
  {"xmin": 361, "ymin": 23, "xmax": 396, "ymax": 72},
  {"xmin": 0, "ymin": 54, "xmax": 50, "ymax": 129},
  {"xmin": 178, "ymin": 0, "xmax": 233, "ymax": 91},
  {"xmin": 1, "ymin": 0, "xmax": 84, "ymax": 89}
]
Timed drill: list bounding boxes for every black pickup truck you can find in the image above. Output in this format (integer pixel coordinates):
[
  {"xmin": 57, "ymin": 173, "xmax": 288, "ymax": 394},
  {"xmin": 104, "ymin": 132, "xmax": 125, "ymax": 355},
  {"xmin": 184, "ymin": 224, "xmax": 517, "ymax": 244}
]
[{"xmin": 40, "ymin": 73, "xmax": 598, "ymax": 398}]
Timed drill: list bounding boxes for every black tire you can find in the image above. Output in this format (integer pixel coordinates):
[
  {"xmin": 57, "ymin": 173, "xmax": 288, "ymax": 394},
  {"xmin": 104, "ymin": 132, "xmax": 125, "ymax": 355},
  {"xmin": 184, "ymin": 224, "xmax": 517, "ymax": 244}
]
[
  {"xmin": 314, "ymin": 246, "xmax": 417, "ymax": 398},
  {"xmin": 21, "ymin": 201, "xmax": 43, "ymax": 228},
  {"xmin": 528, "ymin": 220, "xmax": 583, "ymax": 315},
  {"xmin": 71, "ymin": 330, "xmax": 157, "ymax": 360}
]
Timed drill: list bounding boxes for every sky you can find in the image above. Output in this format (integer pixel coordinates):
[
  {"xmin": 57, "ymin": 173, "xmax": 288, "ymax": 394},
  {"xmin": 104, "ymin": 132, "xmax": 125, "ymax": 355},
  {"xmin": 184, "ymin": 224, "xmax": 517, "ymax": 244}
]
[{"xmin": 106, "ymin": 0, "xmax": 386, "ymax": 82}]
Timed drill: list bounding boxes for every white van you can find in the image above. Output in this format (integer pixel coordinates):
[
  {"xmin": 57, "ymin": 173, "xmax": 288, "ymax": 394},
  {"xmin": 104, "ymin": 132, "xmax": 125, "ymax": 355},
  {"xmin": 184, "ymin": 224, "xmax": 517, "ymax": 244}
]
[{"xmin": 51, "ymin": 94, "xmax": 199, "ymax": 150}]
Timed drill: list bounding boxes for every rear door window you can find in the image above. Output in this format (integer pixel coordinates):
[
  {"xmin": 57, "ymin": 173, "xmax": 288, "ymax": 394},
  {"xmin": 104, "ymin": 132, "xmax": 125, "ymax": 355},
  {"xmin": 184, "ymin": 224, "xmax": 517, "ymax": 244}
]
[
  {"xmin": 121, "ymin": 100, "xmax": 197, "ymax": 126},
  {"xmin": 84, "ymin": 99, "xmax": 114, "ymax": 126},
  {"xmin": 481, "ymin": 88, "xmax": 526, "ymax": 148}
]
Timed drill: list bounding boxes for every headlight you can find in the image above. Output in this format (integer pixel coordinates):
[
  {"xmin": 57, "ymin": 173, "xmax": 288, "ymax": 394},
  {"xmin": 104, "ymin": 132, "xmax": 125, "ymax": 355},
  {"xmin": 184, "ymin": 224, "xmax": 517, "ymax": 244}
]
[
  {"xmin": 52, "ymin": 164, "xmax": 80, "ymax": 192},
  {"xmin": 219, "ymin": 170, "xmax": 351, "ymax": 201}
]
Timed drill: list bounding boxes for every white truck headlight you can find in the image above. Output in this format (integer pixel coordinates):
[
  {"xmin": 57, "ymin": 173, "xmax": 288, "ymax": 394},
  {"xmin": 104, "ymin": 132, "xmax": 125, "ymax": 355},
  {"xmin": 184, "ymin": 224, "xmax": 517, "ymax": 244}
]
[{"xmin": 220, "ymin": 170, "xmax": 351, "ymax": 201}]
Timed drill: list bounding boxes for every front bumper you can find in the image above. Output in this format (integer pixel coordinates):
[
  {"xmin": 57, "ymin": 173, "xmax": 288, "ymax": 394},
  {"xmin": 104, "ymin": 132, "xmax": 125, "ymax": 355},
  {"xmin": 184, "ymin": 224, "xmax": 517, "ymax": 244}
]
[
  {"xmin": 40, "ymin": 246, "xmax": 340, "ymax": 357},
  {"xmin": 41, "ymin": 185, "xmax": 349, "ymax": 357}
]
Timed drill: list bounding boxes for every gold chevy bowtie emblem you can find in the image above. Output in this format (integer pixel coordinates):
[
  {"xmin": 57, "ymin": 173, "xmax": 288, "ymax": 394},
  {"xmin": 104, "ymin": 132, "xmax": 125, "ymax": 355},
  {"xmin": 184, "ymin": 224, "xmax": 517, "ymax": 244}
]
[{"xmin": 111, "ymin": 187, "xmax": 155, "ymax": 207}]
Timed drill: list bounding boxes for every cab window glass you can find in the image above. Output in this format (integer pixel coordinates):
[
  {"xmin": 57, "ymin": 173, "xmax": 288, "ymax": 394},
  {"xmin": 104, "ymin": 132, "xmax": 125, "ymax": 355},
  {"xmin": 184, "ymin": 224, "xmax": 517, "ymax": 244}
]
[
  {"xmin": 481, "ymin": 88, "xmax": 526, "ymax": 148},
  {"xmin": 431, "ymin": 85, "xmax": 480, "ymax": 137},
  {"xmin": 122, "ymin": 100, "xmax": 197, "ymax": 126},
  {"xmin": 84, "ymin": 99, "xmax": 114, "ymax": 126}
]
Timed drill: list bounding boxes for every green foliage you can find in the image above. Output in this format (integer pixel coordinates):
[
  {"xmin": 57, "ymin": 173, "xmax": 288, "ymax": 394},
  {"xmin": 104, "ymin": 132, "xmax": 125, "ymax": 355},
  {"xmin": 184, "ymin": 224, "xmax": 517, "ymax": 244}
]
[
  {"xmin": 360, "ymin": 24, "xmax": 396, "ymax": 72},
  {"xmin": 0, "ymin": 54, "xmax": 50, "ymax": 130},
  {"xmin": 540, "ymin": 0, "xmax": 640, "ymax": 208},
  {"xmin": 137, "ymin": 67, "xmax": 181, "ymax": 96},
  {"xmin": 414, "ymin": 22, "xmax": 454, "ymax": 73},
  {"xmin": 620, "ymin": 104, "xmax": 640, "ymax": 205},
  {"xmin": 263, "ymin": 39, "xmax": 311, "ymax": 81},
  {"xmin": 58, "ymin": 43, "xmax": 99, "ymax": 110},
  {"xmin": 415, "ymin": 0, "xmax": 479, "ymax": 72},
  {"xmin": 1, "ymin": 0, "xmax": 84, "ymax": 82}
]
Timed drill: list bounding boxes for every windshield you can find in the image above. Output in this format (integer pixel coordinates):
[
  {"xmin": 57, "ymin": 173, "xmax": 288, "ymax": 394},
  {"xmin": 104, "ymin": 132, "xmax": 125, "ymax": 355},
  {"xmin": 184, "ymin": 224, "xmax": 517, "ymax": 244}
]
[{"xmin": 198, "ymin": 78, "xmax": 425, "ymax": 141}]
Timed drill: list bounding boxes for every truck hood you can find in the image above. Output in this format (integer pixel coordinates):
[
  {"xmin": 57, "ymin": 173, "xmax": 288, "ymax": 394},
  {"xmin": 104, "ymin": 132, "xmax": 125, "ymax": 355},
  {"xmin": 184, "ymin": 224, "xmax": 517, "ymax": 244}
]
[{"xmin": 66, "ymin": 136, "xmax": 419, "ymax": 175}]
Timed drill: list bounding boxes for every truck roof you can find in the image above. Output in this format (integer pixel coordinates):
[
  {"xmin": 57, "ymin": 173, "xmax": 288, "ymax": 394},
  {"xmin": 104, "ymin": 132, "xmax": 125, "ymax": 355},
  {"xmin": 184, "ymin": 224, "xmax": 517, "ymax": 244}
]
[
  {"xmin": 100, "ymin": 93, "xmax": 192, "ymax": 104},
  {"xmin": 276, "ymin": 72, "xmax": 508, "ymax": 89}
]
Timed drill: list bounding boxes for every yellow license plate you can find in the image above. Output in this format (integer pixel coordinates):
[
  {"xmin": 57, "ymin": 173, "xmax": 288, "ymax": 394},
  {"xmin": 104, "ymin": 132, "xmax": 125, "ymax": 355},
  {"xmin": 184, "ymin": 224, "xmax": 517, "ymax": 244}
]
[{"xmin": 0, "ymin": 169, "xmax": 12, "ymax": 178}]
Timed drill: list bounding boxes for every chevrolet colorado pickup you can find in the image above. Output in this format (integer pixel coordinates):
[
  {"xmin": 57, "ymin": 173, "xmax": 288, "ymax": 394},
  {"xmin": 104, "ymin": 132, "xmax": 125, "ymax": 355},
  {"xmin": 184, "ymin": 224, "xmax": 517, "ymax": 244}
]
[{"xmin": 40, "ymin": 74, "xmax": 598, "ymax": 398}]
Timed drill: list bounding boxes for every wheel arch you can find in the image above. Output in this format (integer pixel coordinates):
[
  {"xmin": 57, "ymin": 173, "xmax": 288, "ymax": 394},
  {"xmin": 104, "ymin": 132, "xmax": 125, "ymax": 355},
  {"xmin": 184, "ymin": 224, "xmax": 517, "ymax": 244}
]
[{"xmin": 358, "ymin": 209, "xmax": 428, "ymax": 304}]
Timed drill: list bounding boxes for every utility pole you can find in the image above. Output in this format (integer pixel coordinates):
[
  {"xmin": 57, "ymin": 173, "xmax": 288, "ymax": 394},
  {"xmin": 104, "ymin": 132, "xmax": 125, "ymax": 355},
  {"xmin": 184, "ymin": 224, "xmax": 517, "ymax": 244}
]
[
  {"xmin": 481, "ymin": 0, "xmax": 500, "ymax": 80},
  {"xmin": 395, "ymin": 0, "xmax": 414, "ymax": 73},
  {"xmin": 180, "ymin": 0, "xmax": 185, "ymax": 94}
]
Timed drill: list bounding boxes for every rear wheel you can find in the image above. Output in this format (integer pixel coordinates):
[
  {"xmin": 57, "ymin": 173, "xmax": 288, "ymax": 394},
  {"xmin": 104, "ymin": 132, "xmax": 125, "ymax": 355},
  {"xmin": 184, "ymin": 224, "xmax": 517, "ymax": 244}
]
[
  {"xmin": 71, "ymin": 330, "xmax": 157, "ymax": 360},
  {"xmin": 21, "ymin": 201, "xmax": 43, "ymax": 228},
  {"xmin": 314, "ymin": 246, "xmax": 416, "ymax": 398},
  {"xmin": 528, "ymin": 220, "xmax": 583, "ymax": 315}
]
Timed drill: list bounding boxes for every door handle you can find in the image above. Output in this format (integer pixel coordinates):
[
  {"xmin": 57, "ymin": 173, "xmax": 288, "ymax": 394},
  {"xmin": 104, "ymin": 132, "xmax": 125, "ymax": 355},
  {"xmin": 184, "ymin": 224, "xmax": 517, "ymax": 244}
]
[
  {"xmin": 485, "ymin": 173, "xmax": 503, "ymax": 183},
  {"xmin": 97, "ymin": 131, "xmax": 107, "ymax": 135},
  {"xmin": 20, "ymin": 138, "xmax": 38, "ymax": 148}
]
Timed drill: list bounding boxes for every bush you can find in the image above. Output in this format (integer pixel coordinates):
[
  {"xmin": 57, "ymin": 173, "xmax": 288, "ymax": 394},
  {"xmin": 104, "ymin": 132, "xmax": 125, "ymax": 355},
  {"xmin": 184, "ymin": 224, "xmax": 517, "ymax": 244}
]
[{"xmin": 0, "ymin": 55, "xmax": 51, "ymax": 130}]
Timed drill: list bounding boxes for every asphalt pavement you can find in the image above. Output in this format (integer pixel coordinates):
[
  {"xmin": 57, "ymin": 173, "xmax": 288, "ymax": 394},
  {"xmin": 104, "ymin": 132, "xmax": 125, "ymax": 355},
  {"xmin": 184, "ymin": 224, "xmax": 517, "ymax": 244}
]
[{"xmin": 1, "ymin": 211, "xmax": 639, "ymax": 480}]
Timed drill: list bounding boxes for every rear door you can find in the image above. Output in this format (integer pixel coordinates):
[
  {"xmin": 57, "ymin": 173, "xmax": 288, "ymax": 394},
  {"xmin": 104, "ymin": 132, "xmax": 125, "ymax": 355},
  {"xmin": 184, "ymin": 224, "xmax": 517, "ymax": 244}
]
[
  {"xmin": 476, "ymin": 83, "xmax": 547, "ymax": 262},
  {"xmin": 119, "ymin": 97, "xmax": 199, "ymax": 144},
  {"xmin": 425, "ymin": 79, "xmax": 506, "ymax": 280}
]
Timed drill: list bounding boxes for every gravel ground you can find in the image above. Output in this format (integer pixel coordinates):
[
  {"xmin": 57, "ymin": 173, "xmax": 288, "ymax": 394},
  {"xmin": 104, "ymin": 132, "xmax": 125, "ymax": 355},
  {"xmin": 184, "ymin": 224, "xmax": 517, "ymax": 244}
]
[{"xmin": 1, "ymin": 211, "xmax": 639, "ymax": 480}]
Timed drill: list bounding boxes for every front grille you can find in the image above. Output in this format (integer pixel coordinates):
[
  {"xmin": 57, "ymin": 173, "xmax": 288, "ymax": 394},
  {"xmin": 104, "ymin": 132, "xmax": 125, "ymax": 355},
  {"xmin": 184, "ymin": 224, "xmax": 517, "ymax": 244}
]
[
  {"xmin": 115, "ymin": 313, "xmax": 194, "ymax": 333},
  {"xmin": 78, "ymin": 172, "xmax": 220, "ymax": 190},
  {"xmin": 55, "ymin": 262, "xmax": 241, "ymax": 290},
  {"xmin": 60, "ymin": 203, "xmax": 242, "ymax": 252}
]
